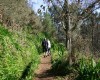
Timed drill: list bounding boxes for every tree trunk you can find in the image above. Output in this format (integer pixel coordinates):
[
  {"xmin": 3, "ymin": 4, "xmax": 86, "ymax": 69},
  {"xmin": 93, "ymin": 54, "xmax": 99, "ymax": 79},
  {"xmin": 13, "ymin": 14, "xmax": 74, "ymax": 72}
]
[{"xmin": 63, "ymin": 0, "xmax": 73, "ymax": 65}]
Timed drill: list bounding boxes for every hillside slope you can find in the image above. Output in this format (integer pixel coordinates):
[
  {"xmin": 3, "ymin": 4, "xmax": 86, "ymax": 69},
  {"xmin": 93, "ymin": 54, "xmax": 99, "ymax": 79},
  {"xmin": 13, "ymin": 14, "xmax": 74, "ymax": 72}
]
[{"xmin": 0, "ymin": 24, "xmax": 42, "ymax": 80}]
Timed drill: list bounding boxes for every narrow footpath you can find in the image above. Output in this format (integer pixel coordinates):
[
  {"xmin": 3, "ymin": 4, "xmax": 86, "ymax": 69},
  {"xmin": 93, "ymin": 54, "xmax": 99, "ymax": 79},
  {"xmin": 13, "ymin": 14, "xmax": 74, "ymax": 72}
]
[{"xmin": 34, "ymin": 55, "xmax": 54, "ymax": 80}]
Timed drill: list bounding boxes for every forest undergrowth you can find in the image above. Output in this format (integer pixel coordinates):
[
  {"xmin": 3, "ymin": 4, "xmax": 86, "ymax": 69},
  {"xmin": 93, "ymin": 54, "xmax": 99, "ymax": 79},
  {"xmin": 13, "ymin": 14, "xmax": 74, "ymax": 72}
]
[
  {"xmin": 0, "ymin": 24, "xmax": 44, "ymax": 80},
  {"xmin": 51, "ymin": 48, "xmax": 100, "ymax": 80}
]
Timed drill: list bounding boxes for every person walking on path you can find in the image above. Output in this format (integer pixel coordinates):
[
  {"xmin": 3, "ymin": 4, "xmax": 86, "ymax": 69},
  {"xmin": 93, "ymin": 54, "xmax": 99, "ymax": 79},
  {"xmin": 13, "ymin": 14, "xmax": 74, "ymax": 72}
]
[
  {"xmin": 42, "ymin": 38, "xmax": 48, "ymax": 57},
  {"xmin": 47, "ymin": 39, "xmax": 51, "ymax": 56}
]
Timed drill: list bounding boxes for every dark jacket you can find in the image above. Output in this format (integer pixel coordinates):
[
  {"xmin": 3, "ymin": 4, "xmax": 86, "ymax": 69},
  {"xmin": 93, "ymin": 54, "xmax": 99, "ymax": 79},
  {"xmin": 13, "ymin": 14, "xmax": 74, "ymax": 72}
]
[{"xmin": 42, "ymin": 39, "xmax": 48, "ymax": 48}]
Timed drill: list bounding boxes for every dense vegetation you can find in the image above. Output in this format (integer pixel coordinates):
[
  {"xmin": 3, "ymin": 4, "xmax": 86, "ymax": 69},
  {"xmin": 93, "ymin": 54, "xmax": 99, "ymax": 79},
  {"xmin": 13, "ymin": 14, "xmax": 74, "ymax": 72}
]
[
  {"xmin": 0, "ymin": 0, "xmax": 56, "ymax": 80},
  {"xmin": 51, "ymin": 50, "xmax": 100, "ymax": 80},
  {"xmin": 0, "ymin": 0, "xmax": 100, "ymax": 80},
  {"xmin": 0, "ymin": 0, "xmax": 46, "ymax": 79},
  {"xmin": 0, "ymin": 24, "xmax": 44, "ymax": 80}
]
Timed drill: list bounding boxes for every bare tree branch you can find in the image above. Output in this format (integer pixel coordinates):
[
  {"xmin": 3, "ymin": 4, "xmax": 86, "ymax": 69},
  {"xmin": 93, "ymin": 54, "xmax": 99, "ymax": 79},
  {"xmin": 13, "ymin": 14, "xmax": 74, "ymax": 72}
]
[{"xmin": 81, "ymin": 0, "xmax": 100, "ymax": 16}]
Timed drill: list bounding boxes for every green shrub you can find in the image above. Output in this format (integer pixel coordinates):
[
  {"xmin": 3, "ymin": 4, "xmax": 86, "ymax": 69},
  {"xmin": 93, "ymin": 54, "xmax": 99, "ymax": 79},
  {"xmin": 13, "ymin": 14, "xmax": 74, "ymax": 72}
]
[{"xmin": 77, "ymin": 58, "xmax": 100, "ymax": 80}]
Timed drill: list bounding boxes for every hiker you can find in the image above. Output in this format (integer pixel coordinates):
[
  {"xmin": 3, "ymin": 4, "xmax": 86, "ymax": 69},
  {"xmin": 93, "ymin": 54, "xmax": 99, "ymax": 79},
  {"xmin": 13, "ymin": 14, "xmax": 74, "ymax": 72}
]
[
  {"xmin": 47, "ymin": 39, "xmax": 51, "ymax": 56},
  {"xmin": 42, "ymin": 38, "xmax": 48, "ymax": 57}
]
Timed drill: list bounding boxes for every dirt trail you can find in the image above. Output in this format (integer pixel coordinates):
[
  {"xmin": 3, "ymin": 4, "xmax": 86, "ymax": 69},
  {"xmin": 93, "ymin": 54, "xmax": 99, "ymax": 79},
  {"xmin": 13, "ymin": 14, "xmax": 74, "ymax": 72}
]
[{"xmin": 34, "ymin": 55, "xmax": 54, "ymax": 80}]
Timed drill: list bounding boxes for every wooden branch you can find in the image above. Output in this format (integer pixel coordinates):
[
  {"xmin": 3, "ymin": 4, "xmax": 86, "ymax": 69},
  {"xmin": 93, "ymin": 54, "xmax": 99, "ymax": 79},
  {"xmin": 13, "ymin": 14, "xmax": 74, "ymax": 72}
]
[
  {"xmin": 81, "ymin": 6, "xmax": 100, "ymax": 20},
  {"xmin": 50, "ymin": 1, "xmax": 60, "ymax": 15},
  {"xmin": 81, "ymin": 0, "xmax": 100, "ymax": 16}
]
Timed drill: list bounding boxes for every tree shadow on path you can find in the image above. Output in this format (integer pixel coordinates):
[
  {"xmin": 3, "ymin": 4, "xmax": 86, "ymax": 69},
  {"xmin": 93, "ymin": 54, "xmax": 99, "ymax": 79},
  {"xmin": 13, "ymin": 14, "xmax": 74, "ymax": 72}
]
[{"xmin": 34, "ymin": 55, "xmax": 67, "ymax": 80}]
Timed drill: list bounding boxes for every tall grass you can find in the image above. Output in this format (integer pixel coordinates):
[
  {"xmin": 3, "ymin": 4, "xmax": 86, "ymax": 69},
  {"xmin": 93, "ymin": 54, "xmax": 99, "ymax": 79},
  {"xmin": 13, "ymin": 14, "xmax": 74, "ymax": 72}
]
[{"xmin": 0, "ymin": 24, "xmax": 41, "ymax": 80}]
